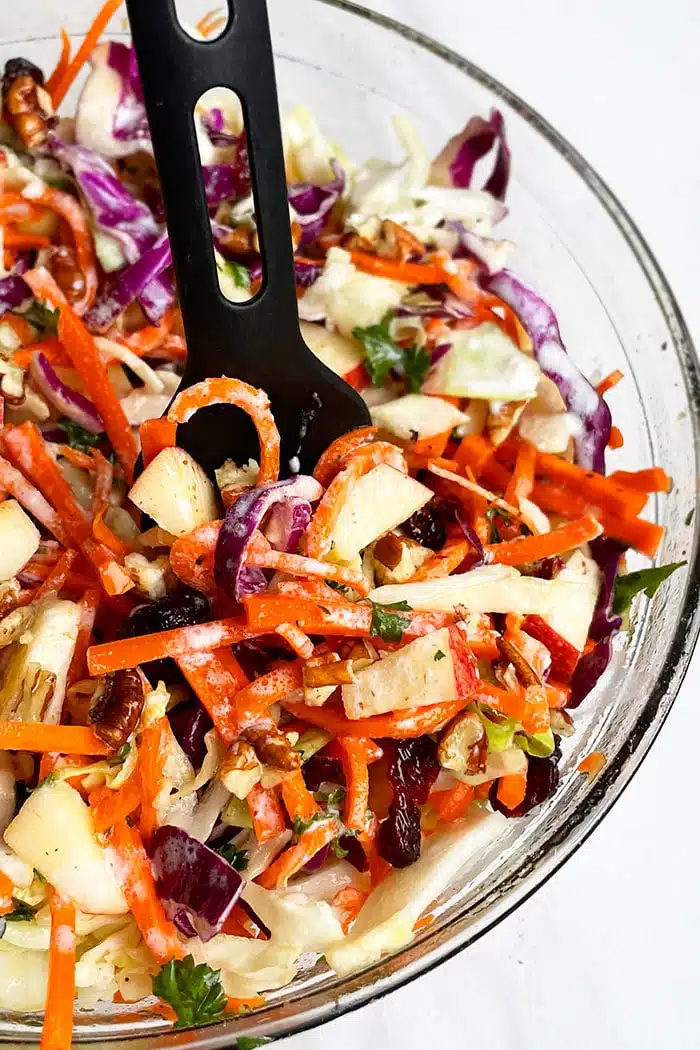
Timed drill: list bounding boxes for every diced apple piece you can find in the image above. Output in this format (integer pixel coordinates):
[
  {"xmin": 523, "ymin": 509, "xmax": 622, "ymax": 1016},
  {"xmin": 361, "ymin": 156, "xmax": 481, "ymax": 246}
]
[
  {"xmin": 0, "ymin": 499, "xmax": 41, "ymax": 581},
  {"xmin": 4, "ymin": 780, "xmax": 128, "ymax": 915},
  {"xmin": 129, "ymin": 446, "xmax": 220, "ymax": 537},
  {"xmin": 369, "ymin": 560, "xmax": 601, "ymax": 651},
  {"xmin": 326, "ymin": 808, "xmax": 506, "ymax": 976},
  {"xmin": 461, "ymin": 746, "xmax": 527, "ymax": 786},
  {"xmin": 370, "ymin": 394, "xmax": 467, "ymax": 442},
  {"xmin": 328, "ymin": 464, "xmax": 432, "ymax": 564},
  {"xmin": 342, "ymin": 625, "xmax": 476, "ymax": 719},
  {"xmin": 300, "ymin": 321, "xmax": 364, "ymax": 379},
  {"xmin": 423, "ymin": 323, "xmax": 540, "ymax": 402}
]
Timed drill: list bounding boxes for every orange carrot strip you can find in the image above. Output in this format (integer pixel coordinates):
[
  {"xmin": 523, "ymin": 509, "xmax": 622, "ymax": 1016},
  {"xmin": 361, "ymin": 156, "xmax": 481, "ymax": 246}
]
[
  {"xmin": 32, "ymin": 549, "xmax": 77, "ymax": 601},
  {"xmin": 229, "ymin": 663, "xmax": 303, "ymax": 733},
  {"xmin": 248, "ymin": 784, "xmax": 286, "ymax": 844},
  {"xmin": 346, "ymin": 251, "xmax": 444, "ymax": 285},
  {"xmin": 108, "ymin": 820, "xmax": 185, "ymax": 964},
  {"xmin": 332, "ymin": 886, "xmax": 368, "ymax": 934},
  {"xmin": 91, "ymin": 448, "xmax": 114, "ymax": 515},
  {"xmin": 496, "ymin": 773, "xmax": 527, "ymax": 810},
  {"xmin": 176, "ymin": 649, "xmax": 249, "ymax": 745},
  {"xmin": 13, "ymin": 338, "xmax": 70, "ymax": 370},
  {"xmin": 225, "ymin": 995, "xmax": 266, "ymax": 1014},
  {"xmin": 282, "ymin": 697, "xmax": 469, "ymax": 739},
  {"xmin": 275, "ymin": 621, "xmax": 314, "ymax": 660},
  {"xmin": 504, "ymin": 441, "xmax": 536, "ymax": 507},
  {"xmin": 521, "ymin": 686, "xmax": 550, "ymax": 735},
  {"xmin": 337, "ymin": 737, "xmax": 370, "ymax": 832},
  {"xmin": 0, "ymin": 871, "xmax": 14, "ymax": 915},
  {"xmin": 404, "ymin": 540, "xmax": 470, "ymax": 582},
  {"xmin": 413, "ymin": 429, "xmax": 452, "ymax": 459},
  {"xmin": 257, "ymin": 818, "xmax": 341, "ymax": 888},
  {"xmin": 196, "ymin": 8, "xmax": 227, "ymax": 36},
  {"xmin": 169, "ymin": 519, "xmax": 220, "ymax": 593},
  {"xmin": 168, "ymin": 378, "xmax": 280, "ymax": 484},
  {"xmin": 40, "ymin": 887, "xmax": 76, "ymax": 1050},
  {"xmin": 45, "ymin": 28, "xmax": 72, "ymax": 97},
  {"xmin": 244, "ymin": 594, "xmax": 453, "ymax": 642},
  {"xmin": 23, "ymin": 190, "xmax": 97, "ymax": 313},
  {"xmin": 139, "ymin": 418, "xmax": 177, "ymax": 467},
  {"xmin": 486, "ymin": 514, "xmax": 603, "ymax": 566},
  {"xmin": 277, "ymin": 578, "xmax": 350, "ymax": 602},
  {"xmin": 88, "ymin": 618, "xmax": 259, "ymax": 675},
  {"xmin": 93, "ymin": 508, "xmax": 135, "ymax": 558},
  {"xmin": 4, "ymin": 423, "xmax": 133, "ymax": 595},
  {"xmin": 608, "ymin": 425, "xmax": 624, "ymax": 450},
  {"xmin": 313, "ymin": 426, "xmax": 377, "ymax": 487},
  {"xmin": 0, "ymin": 195, "xmax": 49, "ymax": 225},
  {"xmin": 89, "ymin": 775, "xmax": 142, "ymax": 834},
  {"xmin": 138, "ymin": 716, "xmax": 169, "ymax": 846},
  {"xmin": 2, "ymin": 229, "xmax": 51, "ymax": 249},
  {"xmin": 50, "ymin": 0, "xmax": 124, "ymax": 108},
  {"xmin": 280, "ymin": 769, "xmax": 318, "ymax": 823},
  {"xmin": 0, "ymin": 453, "xmax": 70, "ymax": 544},
  {"xmin": 19, "ymin": 559, "xmax": 97, "ymax": 594},
  {"xmin": 247, "ymin": 533, "xmax": 370, "ymax": 595},
  {"xmin": 0, "ymin": 722, "xmax": 111, "ymax": 754},
  {"xmin": 430, "ymin": 782, "xmax": 475, "ymax": 822},
  {"xmin": 577, "ymin": 751, "xmax": 607, "ymax": 776},
  {"xmin": 473, "ymin": 682, "xmax": 526, "ymax": 721},
  {"xmin": 454, "ymin": 433, "xmax": 495, "ymax": 479},
  {"xmin": 608, "ymin": 467, "xmax": 671, "ymax": 493},
  {"xmin": 23, "ymin": 269, "xmax": 138, "ymax": 480},
  {"xmin": 595, "ymin": 369, "xmax": 624, "ymax": 397},
  {"xmin": 68, "ymin": 588, "xmax": 101, "ymax": 679}
]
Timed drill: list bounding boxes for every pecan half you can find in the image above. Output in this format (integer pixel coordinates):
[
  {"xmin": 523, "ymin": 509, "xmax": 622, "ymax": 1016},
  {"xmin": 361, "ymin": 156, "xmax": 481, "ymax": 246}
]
[
  {"xmin": 90, "ymin": 669, "xmax": 145, "ymax": 750},
  {"xmin": 376, "ymin": 219, "xmax": 425, "ymax": 261},
  {"xmin": 45, "ymin": 246, "xmax": 86, "ymax": 306},
  {"xmin": 244, "ymin": 725, "xmax": 301, "ymax": 772},
  {"xmin": 220, "ymin": 740, "xmax": 262, "ymax": 799},
  {"xmin": 438, "ymin": 710, "xmax": 487, "ymax": 776},
  {"xmin": 497, "ymin": 636, "xmax": 542, "ymax": 688},
  {"xmin": 2, "ymin": 60, "xmax": 53, "ymax": 152}
]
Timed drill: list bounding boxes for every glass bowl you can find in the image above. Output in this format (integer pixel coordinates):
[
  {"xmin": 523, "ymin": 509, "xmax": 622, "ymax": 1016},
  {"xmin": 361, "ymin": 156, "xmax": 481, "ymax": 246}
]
[{"xmin": 2, "ymin": 1, "xmax": 699, "ymax": 1045}]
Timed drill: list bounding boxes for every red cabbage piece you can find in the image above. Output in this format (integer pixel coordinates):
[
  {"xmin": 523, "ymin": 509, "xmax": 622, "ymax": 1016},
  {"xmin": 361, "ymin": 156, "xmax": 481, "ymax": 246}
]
[
  {"xmin": 203, "ymin": 165, "xmax": 238, "ymax": 209},
  {"xmin": 263, "ymin": 497, "xmax": 312, "ymax": 553},
  {"xmin": 202, "ymin": 108, "xmax": 238, "ymax": 148},
  {"xmin": 30, "ymin": 352, "xmax": 103, "ymax": 432},
  {"xmin": 106, "ymin": 43, "xmax": 151, "ymax": 147},
  {"xmin": 151, "ymin": 825, "xmax": 244, "ymax": 941},
  {"xmin": 432, "ymin": 109, "xmax": 511, "ymax": 200},
  {"xmin": 294, "ymin": 258, "xmax": 323, "ymax": 289},
  {"xmin": 135, "ymin": 267, "xmax": 175, "ymax": 325},
  {"xmin": 567, "ymin": 634, "xmax": 616, "ymax": 710},
  {"xmin": 84, "ymin": 231, "xmax": 172, "ymax": 331},
  {"xmin": 485, "ymin": 269, "xmax": 612, "ymax": 473},
  {"xmin": 455, "ymin": 508, "xmax": 485, "ymax": 565},
  {"xmin": 215, "ymin": 476, "xmax": 323, "ymax": 601},
  {"xmin": 288, "ymin": 161, "xmax": 345, "ymax": 247},
  {"xmin": 168, "ymin": 699, "xmax": 213, "ymax": 769},
  {"xmin": 0, "ymin": 274, "xmax": 31, "ymax": 315}
]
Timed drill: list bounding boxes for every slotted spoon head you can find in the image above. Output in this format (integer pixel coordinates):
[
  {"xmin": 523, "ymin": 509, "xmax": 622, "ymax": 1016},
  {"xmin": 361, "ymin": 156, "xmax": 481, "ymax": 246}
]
[{"xmin": 126, "ymin": 0, "xmax": 370, "ymax": 477}]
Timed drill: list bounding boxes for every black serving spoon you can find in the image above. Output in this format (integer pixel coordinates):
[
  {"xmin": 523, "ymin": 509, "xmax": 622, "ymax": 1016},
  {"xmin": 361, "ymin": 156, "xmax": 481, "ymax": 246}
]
[{"xmin": 125, "ymin": 0, "xmax": 370, "ymax": 477}]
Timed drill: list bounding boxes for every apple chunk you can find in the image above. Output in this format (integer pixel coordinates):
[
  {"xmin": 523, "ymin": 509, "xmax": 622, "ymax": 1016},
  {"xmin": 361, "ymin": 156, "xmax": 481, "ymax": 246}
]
[
  {"xmin": 328, "ymin": 464, "xmax": 432, "ymax": 564},
  {"xmin": 342, "ymin": 625, "xmax": 477, "ymax": 719}
]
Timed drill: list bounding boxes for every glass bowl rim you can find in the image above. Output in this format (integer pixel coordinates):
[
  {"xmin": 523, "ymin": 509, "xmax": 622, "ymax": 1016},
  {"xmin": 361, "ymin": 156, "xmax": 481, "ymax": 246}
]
[{"xmin": 2, "ymin": 1, "xmax": 700, "ymax": 1044}]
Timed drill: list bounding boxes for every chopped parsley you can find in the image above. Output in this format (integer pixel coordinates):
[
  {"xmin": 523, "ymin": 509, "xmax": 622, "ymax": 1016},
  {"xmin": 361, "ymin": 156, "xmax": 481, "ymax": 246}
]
[
  {"xmin": 315, "ymin": 787, "xmax": 346, "ymax": 807},
  {"xmin": 21, "ymin": 301, "xmax": 59, "ymax": 335},
  {"xmin": 685, "ymin": 508, "xmax": 694, "ymax": 527},
  {"xmin": 217, "ymin": 257, "xmax": 251, "ymax": 290},
  {"xmin": 434, "ymin": 649, "xmax": 446, "ymax": 662},
  {"xmin": 152, "ymin": 956, "xmax": 228, "ymax": 1029},
  {"xmin": 213, "ymin": 842, "xmax": 249, "ymax": 871},
  {"xmin": 369, "ymin": 600, "xmax": 412, "ymax": 643},
  {"xmin": 329, "ymin": 838, "xmax": 349, "ymax": 859},
  {"xmin": 56, "ymin": 419, "xmax": 101, "ymax": 453},
  {"xmin": 4, "ymin": 901, "xmax": 36, "ymax": 923},
  {"xmin": 353, "ymin": 314, "xmax": 430, "ymax": 392},
  {"xmin": 612, "ymin": 561, "xmax": 686, "ymax": 617}
]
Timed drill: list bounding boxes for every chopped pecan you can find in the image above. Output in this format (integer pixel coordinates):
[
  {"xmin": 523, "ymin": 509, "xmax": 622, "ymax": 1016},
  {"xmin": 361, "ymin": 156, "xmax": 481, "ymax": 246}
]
[
  {"xmin": 497, "ymin": 636, "xmax": 541, "ymax": 687},
  {"xmin": 373, "ymin": 533, "xmax": 404, "ymax": 571},
  {"xmin": 220, "ymin": 740, "xmax": 262, "ymax": 799},
  {"xmin": 213, "ymin": 223, "xmax": 258, "ymax": 257},
  {"xmin": 486, "ymin": 400, "xmax": 527, "ymax": 447},
  {"xmin": 438, "ymin": 710, "xmax": 487, "ymax": 776},
  {"xmin": 45, "ymin": 246, "xmax": 86, "ymax": 306},
  {"xmin": 0, "ymin": 580, "xmax": 21, "ymax": 619},
  {"xmin": 90, "ymin": 669, "xmax": 145, "ymax": 750},
  {"xmin": 376, "ymin": 219, "xmax": 425, "ymax": 261},
  {"xmin": 244, "ymin": 725, "xmax": 301, "ymax": 771},
  {"xmin": 302, "ymin": 653, "xmax": 355, "ymax": 707},
  {"xmin": 0, "ymin": 606, "xmax": 35, "ymax": 650},
  {"xmin": 2, "ymin": 59, "xmax": 53, "ymax": 152},
  {"xmin": 341, "ymin": 231, "xmax": 376, "ymax": 254}
]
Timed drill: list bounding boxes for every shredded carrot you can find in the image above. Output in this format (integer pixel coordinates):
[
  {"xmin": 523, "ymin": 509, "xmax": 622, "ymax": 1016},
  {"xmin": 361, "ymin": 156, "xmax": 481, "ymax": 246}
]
[
  {"xmin": 413, "ymin": 429, "xmax": 452, "ymax": 459},
  {"xmin": 40, "ymin": 887, "xmax": 76, "ymax": 1050},
  {"xmin": 504, "ymin": 441, "xmax": 536, "ymax": 507},
  {"xmin": 282, "ymin": 697, "xmax": 469, "ymax": 739},
  {"xmin": 67, "ymin": 588, "xmax": 98, "ymax": 685},
  {"xmin": 2, "ymin": 229, "xmax": 51, "ymax": 249},
  {"xmin": 280, "ymin": 769, "xmax": 318, "ymax": 823},
  {"xmin": 168, "ymin": 377, "xmax": 280, "ymax": 484},
  {"xmin": 12, "ymin": 338, "xmax": 70, "ymax": 370},
  {"xmin": 50, "ymin": 0, "xmax": 124, "ymax": 108},
  {"xmin": 337, "ymin": 737, "xmax": 370, "ymax": 832},
  {"xmin": 23, "ymin": 269, "xmax": 138, "ymax": 481},
  {"xmin": 313, "ymin": 426, "xmax": 377, "ymax": 486},
  {"xmin": 0, "ymin": 453, "xmax": 70, "ymax": 545},
  {"xmin": 608, "ymin": 467, "xmax": 671, "ymax": 493},
  {"xmin": 496, "ymin": 772, "xmax": 527, "ymax": 810},
  {"xmin": 108, "ymin": 820, "xmax": 185, "ymax": 964},
  {"xmin": 176, "ymin": 649, "xmax": 250, "ymax": 744},
  {"xmin": 225, "ymin": 995, "xmax": 266, "ymax": 1014},
  {"xmin": 88, "ymin": 617, "xmax": 259, "ymax": 675},
  {"xmin": 246, "ymin": 531, "xmax": 370, "ymax": 595},
  {"xmin": 0, "ymin": 722, "xmax": 111, "ymax": 754},
  {"xmin": 4, "ymin": 423, "xmax": 133, "ymax": 595},
  {"xmin": 404, "ymin": 539, "xmax": 470, "ymax": 582},
  {"xmin": 454, "ymin": 433, "xmax": 496, "ymax": 479},
  {"xmin": 20, "ymin": 558, "xmax": 96, "ymax": 594},
  {"xmin": 608, "ymin": 425, "xmax": 624, "ymax": 450},
  {"xmin": 196, "ymin": 7, "xmax": 227, "ymax": 36},
  {"xmin": 577, "ymin": 751, "xmax": 607, "ymax": 777},
  {"xmin": 332, "ymin": 886, "xmax": 368, "ymax": 934},
  {"xmin": 0, "ymin": 871, "xmax": 14, "ymax": 915},
  {"xmin": 229, "ymin": 663, "xmax": 303, "ymax": 733},
  {"xmin": 248, "ymin": 784, "xmax": 286, "ymax": 844},
  {"xmin": 275, "ymin": 620, "xmax": 314, "ymax": 660},
  {"xmin": 93, "ymin": 507, "xmax": 135, "ymax": 558},
  {"xmin": 45, "ymin": 28, "xmax": 72, "ymax": 98},
  {"xmin": 486, "ymin": 514, "xmax": 603, "ymax": 566},
  {"xmin": 430, "ymin": 782, "xmax": 475, "ymax": 822},
  {"xmin": 138, "ymin": 716, "xmax": 169, "ymax": 845},
  {"xmin": 31, "ymin": 548, "xmax": 78, "ymax": 602},
  {"xmin": 91, "ymin": 448, "xmax": 115, "ymax": 514},
  {"xmin": 139, "ymin": 418, "xmax": 177, "ymax": 467},
  {"xmin": 169, "ymin": 519, "xmax": 220, "ymax": 593},
  {"xmin": 521, "ymin": 685, "xmax": 551, "ymax": 736},
  {"xmin": 21, "ymin": 191, "xmax": 97, "ymax": 313},
  {"xmin": 346, "ymin": 251, "xmax": 445, "ymax": 285},
  {"xmin": 0, "ymin": 194, "xmax": 50, "ymax": 226},
  {"xmin": 89, "ymin": 774, "xmax": 142, "ymax": 833},
  {"xmin": 596, "ymin": 369, "xmax": 624, "ymax": 397},
  {"xmin": 257, "ymin": 818, "xmax": 341, "ymax": 888}
]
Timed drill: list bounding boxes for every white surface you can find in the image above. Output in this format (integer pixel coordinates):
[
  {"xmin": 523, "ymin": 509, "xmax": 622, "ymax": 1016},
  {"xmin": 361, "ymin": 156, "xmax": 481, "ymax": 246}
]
[{"xmin": 280, "ymin": 2, "xmax": 700, "ymax": 1049}]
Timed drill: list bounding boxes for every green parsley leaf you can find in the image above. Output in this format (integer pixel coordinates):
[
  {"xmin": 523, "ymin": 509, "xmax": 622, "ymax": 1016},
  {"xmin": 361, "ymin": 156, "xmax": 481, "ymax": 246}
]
[
  {"xmin": 20, "ymin": 302, "xmax": 59, "ymax": 335},
  {"xmin": 353, "ymin": 316, "xmax": 404, "ymax": 388},
  {"xmin": 434, "ymin": 649, "xmax": 446, "ymax": 662},
  {"xmin": 329, "ymin": 837, "xmax": 349, "ymax": 859},
  {"xmin": 293, "ymin": 810, "xmax": 331, "ymax": 840},
  {"xmin": 402, "ymin": 345, "xmax": 431, "ymax": 393},
  {"xmin": 152, "ymin": 956, "xmax": 228, "ymax": 1029},
  {"xmin": 214, "ymin": 842, "xmax": 249, "ymax": 871},
  {"xmin": 217, "ymin": 257, "xmax": 251, "ymax": 290},
  {"xmin": 5, "ymin": 901, "xmax": 37, "ymax": 923},
  {"xmin": 110, "ymin": 742, "xmax": 132, "ymax": 766},
  {"xmin": 369, "ymin": 600, "xmax": 412, "ymax": 643},
  {"xmin": 315, "ymin": 786, "xmax": 346, "ymax": 807},
  {"xmin": 237, "ymin": 1038, "xmax": 270, "ymax": 1049},
  {"xmin": 612, "ymin": 561, "xmax": 686, "ymax": 617},
  {"xmin": 327, "ymin": 580, "xmax": 349, "ymax": 594},
  {"xmin": 56, "ymin": 419, "xmax": 101, "ymax": 453}
]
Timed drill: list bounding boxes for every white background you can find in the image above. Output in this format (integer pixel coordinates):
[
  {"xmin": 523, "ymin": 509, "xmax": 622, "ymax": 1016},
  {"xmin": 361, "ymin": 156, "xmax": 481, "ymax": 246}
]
[{"xmin": 280, "ymin": 2, "xmax": 700, "ymax": 1048}]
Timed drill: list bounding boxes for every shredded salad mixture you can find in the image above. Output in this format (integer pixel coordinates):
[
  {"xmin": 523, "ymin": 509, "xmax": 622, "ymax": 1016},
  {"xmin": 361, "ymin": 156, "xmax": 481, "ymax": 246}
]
[{"xmin": 0, "ymin": 3, "xmax": 686, "ymax": 1044}]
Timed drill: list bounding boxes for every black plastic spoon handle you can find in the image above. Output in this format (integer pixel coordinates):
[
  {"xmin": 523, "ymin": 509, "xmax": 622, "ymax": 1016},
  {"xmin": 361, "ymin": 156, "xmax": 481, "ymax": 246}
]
[{"xmin": 124, "ymin": 0, "xmax": 299, "ymax": 386}]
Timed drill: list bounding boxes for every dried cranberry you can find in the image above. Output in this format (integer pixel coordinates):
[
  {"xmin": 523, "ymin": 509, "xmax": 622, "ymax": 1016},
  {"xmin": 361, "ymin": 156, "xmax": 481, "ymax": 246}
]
[
  {"xmin": 378, "ymin": 795, "xmax": 422, "ymax": 868},
  {"xmin": 402, "ymin": 499, "xmax": 452, "ymax": 551},
  {"xmin": 339, "ymin": 833, "xmax": 368, "ymax": 872},
  {"xmin": 302, "ymin": 755, "xmax": 344, "ymax": 793},
  {"xmin": 490, "ymin": 745, "xmax": 561, "ymax": 818},
  {"xmin": 121, "ymin": 588, "xmax": 211, "ymax": 683},
  {"xmin": 168, "ymin": 699, "xmax": 213, "ymax": 768},
  {"xmin": 525, "ymin": 556, "xmax": 565, "ymax": 580},
  {"xmin": 232, "ymin": 639, "xmax": 294, "ymax": 680}
]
